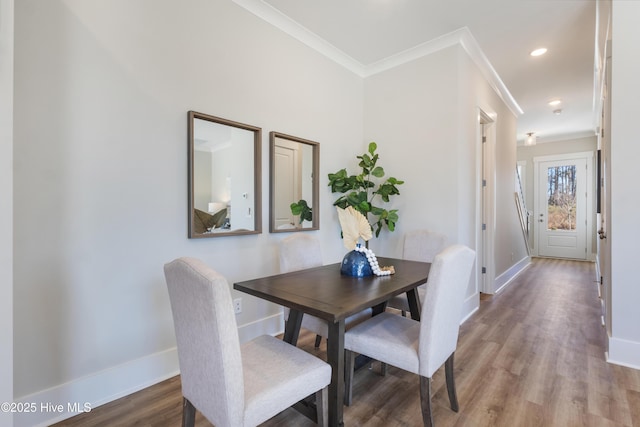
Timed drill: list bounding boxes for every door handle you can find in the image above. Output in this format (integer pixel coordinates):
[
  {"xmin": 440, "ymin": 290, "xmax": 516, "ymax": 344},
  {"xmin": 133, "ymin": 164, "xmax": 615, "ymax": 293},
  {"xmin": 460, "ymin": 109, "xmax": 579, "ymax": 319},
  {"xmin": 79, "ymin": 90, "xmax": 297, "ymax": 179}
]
[{"xmin": 598, "ymin": 228, "xmax": 607, "ymax": 239}]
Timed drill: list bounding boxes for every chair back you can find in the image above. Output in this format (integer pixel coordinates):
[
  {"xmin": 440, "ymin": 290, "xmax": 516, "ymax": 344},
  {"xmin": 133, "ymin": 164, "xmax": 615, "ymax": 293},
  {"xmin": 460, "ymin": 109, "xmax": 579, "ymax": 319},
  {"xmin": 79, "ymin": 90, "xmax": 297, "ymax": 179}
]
[
  {"xmin": 418, "ymin": 245, "xmax": 475, "ymax": 377},
  {"xmin": 403, "ymin": 230, "xmax": 448, "ymax": 263},
  {"xmin": 279, "ymin": 234, "xmax": 323, "ymax": 273},
  {"xmin": 164, "ymin": 257, "xmax": 244, "ymax": 427}
]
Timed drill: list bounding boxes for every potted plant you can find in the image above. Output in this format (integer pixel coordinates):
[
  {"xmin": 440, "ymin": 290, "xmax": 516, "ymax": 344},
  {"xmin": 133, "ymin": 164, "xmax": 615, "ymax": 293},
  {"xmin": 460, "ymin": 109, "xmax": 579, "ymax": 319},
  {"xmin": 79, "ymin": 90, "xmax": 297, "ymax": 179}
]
[{"xmin": 328, "ymin": 142, "xmax": 404, "ymax": 239}]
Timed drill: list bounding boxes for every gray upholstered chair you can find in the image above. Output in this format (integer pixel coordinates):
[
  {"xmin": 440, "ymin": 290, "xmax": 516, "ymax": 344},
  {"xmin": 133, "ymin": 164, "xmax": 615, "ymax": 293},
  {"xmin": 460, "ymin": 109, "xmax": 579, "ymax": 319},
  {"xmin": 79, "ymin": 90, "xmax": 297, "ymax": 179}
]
[
  {"xmin": 344, "ymin": 245, "xmax": 475, "ymax": 427},
  {"xmin": 164, "ymin": 257, "xmax": 331, "ymax": 427},
  {"xmin": 386, "ymin": 230, "xmax": 448, "ymax": 316},
  {"xmin": 279, "ymin": 234, "xmax": 373, "ymax": 348}
]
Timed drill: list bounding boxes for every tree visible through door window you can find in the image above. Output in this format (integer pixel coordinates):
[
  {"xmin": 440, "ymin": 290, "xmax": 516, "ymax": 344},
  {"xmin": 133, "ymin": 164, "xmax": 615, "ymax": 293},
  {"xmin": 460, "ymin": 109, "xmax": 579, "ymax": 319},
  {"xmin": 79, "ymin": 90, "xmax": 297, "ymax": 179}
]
[{"xmin": 547, "ymin": 165, "xmax": 577, "ymax": 231}]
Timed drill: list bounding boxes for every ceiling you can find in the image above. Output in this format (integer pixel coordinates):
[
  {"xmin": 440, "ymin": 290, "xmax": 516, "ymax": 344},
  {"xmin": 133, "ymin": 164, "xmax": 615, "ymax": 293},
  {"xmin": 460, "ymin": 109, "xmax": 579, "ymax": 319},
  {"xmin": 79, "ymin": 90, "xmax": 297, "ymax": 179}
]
[{"xmin": 235, "ymin": 0, "xmax": 597, "ymax": 144}]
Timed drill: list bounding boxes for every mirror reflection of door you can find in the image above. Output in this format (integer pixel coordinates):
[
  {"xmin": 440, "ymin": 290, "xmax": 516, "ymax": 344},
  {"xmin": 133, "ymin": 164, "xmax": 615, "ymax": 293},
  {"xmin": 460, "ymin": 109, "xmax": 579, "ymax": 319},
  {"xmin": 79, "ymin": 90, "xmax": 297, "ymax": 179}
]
[
  {"xmin": 274, "ymin": 139, "xmax": 301, "ymax": 229},
  {"xmin": 269, "ymin": 132, "xmax": 319, "ymax": 232}
]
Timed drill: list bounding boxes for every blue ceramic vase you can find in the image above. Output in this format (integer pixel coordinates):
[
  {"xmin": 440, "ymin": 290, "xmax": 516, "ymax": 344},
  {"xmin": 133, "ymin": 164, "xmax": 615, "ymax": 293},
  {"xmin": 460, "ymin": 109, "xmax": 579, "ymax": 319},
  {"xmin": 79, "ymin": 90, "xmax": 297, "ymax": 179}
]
[{"xmin": 340, "ymin": 247, "xmax": 373, "ymax": 277}]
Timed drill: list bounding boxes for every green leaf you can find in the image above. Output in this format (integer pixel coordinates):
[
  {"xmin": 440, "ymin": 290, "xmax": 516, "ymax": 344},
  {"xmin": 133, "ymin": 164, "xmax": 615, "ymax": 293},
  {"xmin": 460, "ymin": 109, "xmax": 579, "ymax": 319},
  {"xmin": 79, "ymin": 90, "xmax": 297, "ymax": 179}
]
[
  {"xmin": 371, "ymin": 166, "xmax": 384, "ymax": 178},
  {"xmin": 368, "ymin": 142, "xmax": 377, "ymax": 155},
  {"xmin": 357, "ymin": 200, "xmax": 371, "ymax": 212},
  {"xmin": 345, "ymin": 192, "xmax": 366, "ymax": 207},
  {"xmin": 374, "ymin": 222, "xmax": 383, "ymax": 238},
  {"xmin": 387, "ymin": 177, "xmax": 404, "ymax": 185},
  {"xmin": 290, "ymin": 203, "xmax": 302, "ymax": 215},
  {"xmin": 370, "ymin": 206, "xmax": 385, "ymax": 216},
  {"xmin": 328, "ymin": 169, "xmax": 346, "ymax": 181},
  {"xmin": 334, "ymin": 198, "xmax": 349, "ymax": 209}
]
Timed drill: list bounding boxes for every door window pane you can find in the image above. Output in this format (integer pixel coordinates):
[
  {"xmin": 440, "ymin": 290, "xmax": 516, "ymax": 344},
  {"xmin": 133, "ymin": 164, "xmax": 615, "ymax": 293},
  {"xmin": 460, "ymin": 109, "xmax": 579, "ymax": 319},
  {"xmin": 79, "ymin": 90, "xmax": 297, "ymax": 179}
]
[{"xmin": 547, "ymin": 165, "xmax": 577, "ymax": 231}]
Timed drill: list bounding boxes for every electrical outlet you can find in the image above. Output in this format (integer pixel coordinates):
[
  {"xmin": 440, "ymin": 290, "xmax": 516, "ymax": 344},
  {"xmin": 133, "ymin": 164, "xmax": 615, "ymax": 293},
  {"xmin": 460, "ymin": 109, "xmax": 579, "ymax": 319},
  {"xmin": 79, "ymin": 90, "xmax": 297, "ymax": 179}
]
[{"xmin": 233, "ymin": 298, "xmax": 242, "ymax": 314}]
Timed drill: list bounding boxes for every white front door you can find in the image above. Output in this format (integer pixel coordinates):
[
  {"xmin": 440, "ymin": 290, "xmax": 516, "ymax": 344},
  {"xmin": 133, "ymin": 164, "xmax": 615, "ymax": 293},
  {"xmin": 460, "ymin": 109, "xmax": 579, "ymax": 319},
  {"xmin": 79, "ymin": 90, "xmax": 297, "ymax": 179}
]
[{"xmin": 536, "ymin": 157, "xmax": 588, "ymax": 259}]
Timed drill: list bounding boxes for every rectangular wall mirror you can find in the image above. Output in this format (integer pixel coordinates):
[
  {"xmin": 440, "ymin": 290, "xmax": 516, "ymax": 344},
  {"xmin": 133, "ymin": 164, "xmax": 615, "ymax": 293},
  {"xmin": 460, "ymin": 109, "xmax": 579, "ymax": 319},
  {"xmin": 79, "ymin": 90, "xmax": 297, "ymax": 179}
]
[
  {"xmin": 270, "ymin": 131, "xmax": 319, "ymax": 232},
  {"xmin": 188, "ymin": 111, "xmax": 262, "ymax": 238}
]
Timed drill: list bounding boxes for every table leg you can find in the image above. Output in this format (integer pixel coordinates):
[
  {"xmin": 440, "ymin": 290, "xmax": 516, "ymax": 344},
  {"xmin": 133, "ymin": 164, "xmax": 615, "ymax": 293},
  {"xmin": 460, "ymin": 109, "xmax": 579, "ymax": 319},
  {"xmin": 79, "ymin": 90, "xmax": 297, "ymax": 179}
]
[
  {"xmin": 406, "ymin": 289, "xmax": 421, "ymax": 321},
  {"xmin": 283, "ymin": 309, "xmax": 303, "ymax": 346},
  {"xmin": 327, "ymin": 320, "xmax": 345, "ymax": 427}
]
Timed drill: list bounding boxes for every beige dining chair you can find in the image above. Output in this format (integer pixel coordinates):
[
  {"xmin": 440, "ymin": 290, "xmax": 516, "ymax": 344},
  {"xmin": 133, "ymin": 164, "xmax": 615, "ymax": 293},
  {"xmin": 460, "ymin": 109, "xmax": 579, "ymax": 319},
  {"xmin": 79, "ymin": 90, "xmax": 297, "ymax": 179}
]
[
  {"xmin": 343, "ymin": 244, "xmax": 475, "ymax": 427},
  {"xmin": 164, "ymin": 257, "xmax": 331, "ymax": 427},
  {"xmin": 386, "ymin": 230, "xmax": 448, "ymax": 316},
  {"xmin": 279, "ymin": 234, "xmax": 373, "ymax": 348}
]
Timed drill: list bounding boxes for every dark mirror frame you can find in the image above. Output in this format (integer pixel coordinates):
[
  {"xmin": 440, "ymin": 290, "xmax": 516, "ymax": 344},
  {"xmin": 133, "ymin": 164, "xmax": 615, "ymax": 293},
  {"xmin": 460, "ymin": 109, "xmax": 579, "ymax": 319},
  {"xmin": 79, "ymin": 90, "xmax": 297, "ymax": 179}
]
[
  {"xmin": 269, "ymin": 131, "xmax": 319, "ymax": 233},
  {"xmin": 188, "ymin": 111, "xmax": 262, "ymax": 238}
]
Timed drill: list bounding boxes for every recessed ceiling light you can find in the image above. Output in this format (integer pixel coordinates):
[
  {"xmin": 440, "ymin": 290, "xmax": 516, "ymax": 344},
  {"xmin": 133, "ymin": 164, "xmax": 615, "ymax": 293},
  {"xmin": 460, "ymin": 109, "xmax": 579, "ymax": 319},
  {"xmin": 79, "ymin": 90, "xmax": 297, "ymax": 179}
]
[
  {"xmin": 548, "ymin": 99, "xmax": 562, "ymax": 106},
  {"xmin": 530, "ymin": 48, "xmax": 547, "ymax": 57}
]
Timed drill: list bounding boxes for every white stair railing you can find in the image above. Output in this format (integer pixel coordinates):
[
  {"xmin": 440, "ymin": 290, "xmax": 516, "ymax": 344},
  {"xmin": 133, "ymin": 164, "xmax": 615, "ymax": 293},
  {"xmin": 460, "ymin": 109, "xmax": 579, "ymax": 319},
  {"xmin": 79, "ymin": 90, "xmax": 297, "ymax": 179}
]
[{"xmin": 515, "ymin": 167, "xmax": 531, "ymax": 255}]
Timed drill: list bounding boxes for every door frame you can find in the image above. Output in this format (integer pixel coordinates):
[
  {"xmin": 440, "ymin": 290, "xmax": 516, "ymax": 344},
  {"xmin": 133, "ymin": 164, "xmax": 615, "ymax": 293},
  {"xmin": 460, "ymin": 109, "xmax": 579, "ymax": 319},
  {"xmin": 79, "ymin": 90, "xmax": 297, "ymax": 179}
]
[
  {"xmin": 477, "ymin": 108, "xmax": 496, "ymax": 294},
  {"xmin": 533, "ymin": 151, "xmax": 594, "ymax": 260},
  {"xmin": 597, "ymin": 42, "xmax": 612, "ymax": 336}
]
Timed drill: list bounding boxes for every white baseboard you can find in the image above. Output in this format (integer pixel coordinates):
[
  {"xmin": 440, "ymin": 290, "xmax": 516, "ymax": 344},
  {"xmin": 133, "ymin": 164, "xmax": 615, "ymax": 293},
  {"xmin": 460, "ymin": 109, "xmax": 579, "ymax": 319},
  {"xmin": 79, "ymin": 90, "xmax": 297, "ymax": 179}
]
[
  {"xmin": 494, "ymin": 256, "xmax": 531, "ymax": 294},
  {"xmin": 14, "ymin": 347, "xmax": 180, "ymax": 427},
  {"xmin": 237, "ymin": 311, "xmax": 284, "ymax": 343},
  {"xmin": 13, "ymin": 311, "xmax": 285, "ymax": 427},
  {"xmin": 460, "ymin": 293, "xmax": 479, "ymax": 324},
  {"xmin": 607, "ymin": 336, "xmax": 640, "ymax": 370}
]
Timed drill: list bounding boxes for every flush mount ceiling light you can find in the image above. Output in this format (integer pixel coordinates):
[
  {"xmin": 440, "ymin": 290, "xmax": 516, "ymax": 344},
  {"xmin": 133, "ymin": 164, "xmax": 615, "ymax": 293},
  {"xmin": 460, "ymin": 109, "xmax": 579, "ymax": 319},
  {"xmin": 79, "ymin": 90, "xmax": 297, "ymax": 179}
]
[
  {"xmin": 548, "ymin": 99, "xmax": 562, "ymax": 106},
  {"xmin": 530, "ymin": 48, "xmax": 548, "ymax": 57},
  {"xmin": 525, "ymin": 132, "xmax": 537, "ymax": 146},
  {"xmin": 553, "ymin": 109, "xmax": 562, "ymax": 115}
]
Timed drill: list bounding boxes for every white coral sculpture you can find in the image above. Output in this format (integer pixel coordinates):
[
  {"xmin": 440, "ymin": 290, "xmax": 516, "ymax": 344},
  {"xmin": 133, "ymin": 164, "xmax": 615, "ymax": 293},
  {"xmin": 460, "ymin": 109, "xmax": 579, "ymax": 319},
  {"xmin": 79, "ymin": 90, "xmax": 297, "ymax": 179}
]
[{"xmin": 336, "ymin": 206, "xmax": 372, "ymax": 251}]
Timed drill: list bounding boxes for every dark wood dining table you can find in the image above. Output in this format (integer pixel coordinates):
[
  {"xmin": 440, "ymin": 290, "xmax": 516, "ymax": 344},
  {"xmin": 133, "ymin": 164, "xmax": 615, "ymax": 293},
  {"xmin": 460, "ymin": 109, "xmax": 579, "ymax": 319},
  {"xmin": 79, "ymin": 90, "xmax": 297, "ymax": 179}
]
[{"xmin": 234, "ymin": 256, "xmax": 430, "ymax": 427}]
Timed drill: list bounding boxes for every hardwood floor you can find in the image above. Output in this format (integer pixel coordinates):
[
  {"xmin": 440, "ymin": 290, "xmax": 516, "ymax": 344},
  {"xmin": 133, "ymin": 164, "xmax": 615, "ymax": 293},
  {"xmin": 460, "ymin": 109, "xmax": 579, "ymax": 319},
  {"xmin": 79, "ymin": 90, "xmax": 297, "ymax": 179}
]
[{"xmin": 53, "ymin": 258, "xmax": 640, "ymax": 426}]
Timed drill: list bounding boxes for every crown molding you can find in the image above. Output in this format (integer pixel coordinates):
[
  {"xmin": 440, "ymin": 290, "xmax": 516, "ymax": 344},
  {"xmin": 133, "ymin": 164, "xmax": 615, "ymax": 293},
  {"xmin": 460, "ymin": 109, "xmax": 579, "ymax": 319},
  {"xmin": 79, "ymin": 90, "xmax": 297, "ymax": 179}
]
[
  {"xmin": 457, "ymin": 29, "xmax": 523, "ymax": 117},
  {"xmin": 233, "ymin": 0, "xmax": 522, "ymax": 116},
  {"xmin": 232, "ymin": 0, "xmax": 366, "ymax": 75},
  {"xmin": 361, "ymin": 27, "xmax": 464, "ymax": 77}
]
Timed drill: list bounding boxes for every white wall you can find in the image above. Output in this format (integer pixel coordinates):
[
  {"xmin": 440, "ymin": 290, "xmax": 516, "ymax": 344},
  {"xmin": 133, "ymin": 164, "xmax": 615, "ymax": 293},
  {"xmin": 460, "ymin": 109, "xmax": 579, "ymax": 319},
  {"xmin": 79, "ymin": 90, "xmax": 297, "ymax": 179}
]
[
  {"xmin": 363, "ymin": 44, "xmax": 523, "ymax": 313},
  {"xmin": 193, "ymin": 150, "xmax": 213, "ymax": 212},
  {"xmin": 363, "ymin": 48, "xmax": 460, "ymax": 255},
  {"xmin": 459, "ymin": 49, "xmax": 526, "ymax": 291},
  {"xmin": 1, "ymin": 0, "xmax": 14, "ymax": 425},
  {"xmin": 609, "ymin": 1, "xmax": 640, "ymax": 369},
  {"xmin": 13, "ymin": 0, "xmax": 363, "ymax": 424}
]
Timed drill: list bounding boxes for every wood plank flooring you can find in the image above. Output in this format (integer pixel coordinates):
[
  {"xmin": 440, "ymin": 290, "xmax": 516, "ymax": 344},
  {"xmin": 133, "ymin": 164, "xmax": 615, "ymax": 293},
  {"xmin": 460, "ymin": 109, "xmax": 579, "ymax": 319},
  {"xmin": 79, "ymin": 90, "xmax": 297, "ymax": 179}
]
[{"xmin": 53, "ymin": 258, "xmax": 640, "ymax": 426}]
